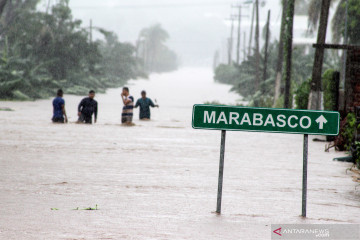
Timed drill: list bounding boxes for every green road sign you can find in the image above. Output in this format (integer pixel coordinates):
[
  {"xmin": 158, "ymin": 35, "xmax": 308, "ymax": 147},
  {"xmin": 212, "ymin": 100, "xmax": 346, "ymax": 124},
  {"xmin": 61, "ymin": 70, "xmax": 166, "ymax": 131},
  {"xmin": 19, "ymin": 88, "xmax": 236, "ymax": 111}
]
[{"xmin": 192, "ymin": 105, "xmax": 340, "ymax": 135}]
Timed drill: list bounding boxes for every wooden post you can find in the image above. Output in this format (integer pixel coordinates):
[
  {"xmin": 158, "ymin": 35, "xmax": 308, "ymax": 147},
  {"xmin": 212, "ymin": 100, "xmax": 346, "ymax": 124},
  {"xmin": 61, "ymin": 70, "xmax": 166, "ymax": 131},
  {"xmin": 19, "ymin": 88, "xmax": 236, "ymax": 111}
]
[{"xmin": 308, "ymin": 0, "xmax": 331, "ymax": 110}]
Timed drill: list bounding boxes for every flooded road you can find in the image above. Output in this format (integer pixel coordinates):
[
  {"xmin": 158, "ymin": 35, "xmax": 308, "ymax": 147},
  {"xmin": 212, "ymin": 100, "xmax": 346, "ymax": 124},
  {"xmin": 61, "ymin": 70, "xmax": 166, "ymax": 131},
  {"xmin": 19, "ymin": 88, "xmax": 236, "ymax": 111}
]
[{"xmin": 0, "ymin": 68, "xmax": 359, "ymax": 239}]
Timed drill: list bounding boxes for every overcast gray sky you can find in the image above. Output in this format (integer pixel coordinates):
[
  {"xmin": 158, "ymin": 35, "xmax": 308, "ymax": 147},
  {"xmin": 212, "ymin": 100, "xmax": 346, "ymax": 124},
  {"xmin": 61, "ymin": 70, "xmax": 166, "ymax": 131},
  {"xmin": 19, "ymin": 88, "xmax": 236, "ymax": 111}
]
[{"xmin": 40, "ymin": 0, "xmax": 319, "ymax": 67}]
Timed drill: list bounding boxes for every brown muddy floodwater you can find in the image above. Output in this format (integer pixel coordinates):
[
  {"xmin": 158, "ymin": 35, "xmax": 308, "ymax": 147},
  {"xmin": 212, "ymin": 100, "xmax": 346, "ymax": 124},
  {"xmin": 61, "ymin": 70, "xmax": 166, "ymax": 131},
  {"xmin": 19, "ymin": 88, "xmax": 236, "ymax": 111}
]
[{"xmin": 0, "ymin": 68, "xmax": 359, "ymax": 240}]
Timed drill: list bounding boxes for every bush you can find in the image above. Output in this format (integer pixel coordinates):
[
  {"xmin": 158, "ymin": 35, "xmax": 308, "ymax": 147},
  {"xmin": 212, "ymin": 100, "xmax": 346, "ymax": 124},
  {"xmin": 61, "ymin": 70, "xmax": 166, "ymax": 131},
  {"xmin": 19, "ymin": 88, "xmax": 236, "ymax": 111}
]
[
  {"xmin": 322, "ymin": 69, "xmax": 338, "ymax": 111},
  {"xmin": 352, "ymin": 141, "xmax": 360, "ymax": 169},
  {"xmin": 214, "ymin": 64, "xmax": 239, "ymax": 85},
  {"xmin": 295, "ymin": 78, "xmax": 311, "ymax": 109},
  {"xmin": 274, "ymin": 95, "xmax": 284, "ymax": 108},
  {"xmin": 342, "ymin": 113, "xmax": 356, "ymax": 151},
  {"xmin": 249, "ymin": 90, "xmax": 273, "ymax": 108}
]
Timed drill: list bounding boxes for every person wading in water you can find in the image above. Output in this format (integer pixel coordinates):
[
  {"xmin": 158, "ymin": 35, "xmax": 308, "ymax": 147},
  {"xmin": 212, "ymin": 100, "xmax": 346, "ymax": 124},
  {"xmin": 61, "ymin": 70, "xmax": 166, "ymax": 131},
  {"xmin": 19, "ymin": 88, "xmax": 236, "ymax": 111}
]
[
  {"xmin": 77, "ymin": 90, "xmax": 98, "ymax": 124},
  {"xmin": 134, "ymin": 90, "xmax": 159, "ymax": 120},
  {"xmin": 121, "ymin": 87, "xmax": 134, "ymax": 125},
  {"xmin": 52, "ymin": 89, "xmax": 68, "ymax": 123}
]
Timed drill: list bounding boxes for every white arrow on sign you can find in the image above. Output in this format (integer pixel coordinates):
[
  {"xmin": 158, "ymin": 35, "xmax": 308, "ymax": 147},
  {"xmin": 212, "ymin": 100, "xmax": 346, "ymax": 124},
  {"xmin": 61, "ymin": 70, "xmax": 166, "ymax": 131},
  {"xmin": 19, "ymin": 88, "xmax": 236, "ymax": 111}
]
[{"xmin": 316, "ymin": 115, "xmax": 328, "ymax": 129}]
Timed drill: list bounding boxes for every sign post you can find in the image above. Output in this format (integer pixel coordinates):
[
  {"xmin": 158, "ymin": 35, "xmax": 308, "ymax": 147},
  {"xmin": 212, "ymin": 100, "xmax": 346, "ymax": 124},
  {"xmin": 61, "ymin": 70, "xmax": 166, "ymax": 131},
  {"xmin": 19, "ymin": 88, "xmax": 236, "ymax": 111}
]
[
  {"xmin": 302, "ymin": 134, "xmax": 308, "ymax": 217},
  {"xmin": 216, "ymin": 130, "xmax": 226, "ymax": 214},
  {"xmin": 192, "ymin": 104, "xmax": 339, "ymax": 215}
]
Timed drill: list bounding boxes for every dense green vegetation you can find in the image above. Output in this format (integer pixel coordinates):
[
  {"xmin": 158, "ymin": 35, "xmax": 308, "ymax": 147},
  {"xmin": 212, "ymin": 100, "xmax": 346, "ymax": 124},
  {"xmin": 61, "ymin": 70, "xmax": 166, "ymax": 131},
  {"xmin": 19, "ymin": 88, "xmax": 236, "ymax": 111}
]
[
  {"xmin": 342, "ymin": 113, "xmax": 356, "ymax": 151},
  {"xmin": 307, "ymin": 0, "xmax": 360, "ymax": 44},
  {"xmin": 0, "ymin": 0, "xmax": 177, "ymax": 100},
  {"xmin": 214, "ymin": 41, "xmax": 337, "ymax": 108},
  {"xmin": 322, "ymin": 69, "xmax": 338, "ymax": 111},
  {"xmin": 213, "ymin": 0, "xmax": 360, "ymax": 110},
  {"xmin": 294, "ymin": 69, "xmax": 339, "ymax": 111},
  {"xmin": 294, "ymin": 78, "xmax": 311, "ymax": 110},
  {"xmin": 219, "ymin": 0, "xmax": 360, "ymax": 166}
]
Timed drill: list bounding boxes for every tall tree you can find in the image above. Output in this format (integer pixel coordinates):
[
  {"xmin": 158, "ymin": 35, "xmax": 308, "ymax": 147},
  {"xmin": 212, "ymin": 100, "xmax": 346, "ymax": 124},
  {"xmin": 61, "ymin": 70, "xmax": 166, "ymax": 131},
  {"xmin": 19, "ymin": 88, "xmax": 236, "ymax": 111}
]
[
  {"xmin": 283, "ymin": 0, "xmax": 295, "ymax": 108},
  {"xmin": 308, "ymin": 0, "xmax": 331, "ymax": 110},
  {"xmin": 139, "ymin": 24, "xmax": 177, "ymax": 73},
  {"xmin": 254, "ymin": 0, "xmax": 260, "ymax": 91},
  {"xmin": 0, "ymin": 0, "xmax": 38, "ymax": 36},
  {"xmin": 307, "ymin": 0, "xmax": 360, "ymax": 45},
  {"xmin": 0, "ymin": 0, "xmax": 7, "ymax": 17},
  {"xmin": 331, "ymin": 0, "xmax": 360, "ymax": 45},
  {"xmin": 263, "ymin": 10, "xmax": 271, "ymax": 91},
  {"xmin": 0, "ymin": 0, "xmax": 145, "ymax": 100},
  {"xmin": 140, "ymin": 24, "xmax": 169, "ymax": 72},
  {"xmin": 273, "ymin": 0, "xmax": 287, "ymax": 106}
]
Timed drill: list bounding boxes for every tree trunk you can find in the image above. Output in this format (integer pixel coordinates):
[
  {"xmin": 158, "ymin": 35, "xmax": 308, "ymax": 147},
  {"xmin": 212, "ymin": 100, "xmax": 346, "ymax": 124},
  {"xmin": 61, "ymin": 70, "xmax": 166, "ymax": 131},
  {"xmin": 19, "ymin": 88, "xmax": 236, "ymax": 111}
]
[
  {"xmin": 243, "ymin": 32, "xmax": 246, "ymax": 62},
  {"xmin": 254, "ymin": 0, "xmax": 260, "ymax": 91},
  {"xmin": 0, "ymin": 0, "xmax": 7, "ymax": 18},
  {"xmin": 273, "ymin": 0, "xmax": 287, "ymax": 107},
  {"xmin": 283, "ymin": 0, "xmax": 295, "ymax": 108},
  {"xmin": 308, "ymin": 0, "xmax": 331, "ymax": 110},
  {"xmin": 263, "ymin": 10, "xmax": 271, "ymax": 91},
  {"xmin": 248, "ymin": 2, "xmax": 255, "ymax": 57}
]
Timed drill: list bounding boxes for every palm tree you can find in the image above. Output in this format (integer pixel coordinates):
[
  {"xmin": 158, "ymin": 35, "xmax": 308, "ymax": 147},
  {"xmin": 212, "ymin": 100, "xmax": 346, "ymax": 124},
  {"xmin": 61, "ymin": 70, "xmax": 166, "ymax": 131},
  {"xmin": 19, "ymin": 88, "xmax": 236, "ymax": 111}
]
[
  {"xmin": 254, "ymin": 0, "xmax": 260, "ymax": 90},
  {"xmin": 308, "ymin": 0, "xmax": 332, "ymax": 110},
  {"xmin": 273, "ymin": 0, "xmax": 287, "ymax": 106},
  {"xmin": 139, "ymin": 24, "xmax": 169, "ymax": 72},
  {"xmin": 308, "ymin": 0, "xmax": 360, "ymax": 44},
  {"xmin": 283, "ymin": 0, "xmax": 295, "ymax": 108}
]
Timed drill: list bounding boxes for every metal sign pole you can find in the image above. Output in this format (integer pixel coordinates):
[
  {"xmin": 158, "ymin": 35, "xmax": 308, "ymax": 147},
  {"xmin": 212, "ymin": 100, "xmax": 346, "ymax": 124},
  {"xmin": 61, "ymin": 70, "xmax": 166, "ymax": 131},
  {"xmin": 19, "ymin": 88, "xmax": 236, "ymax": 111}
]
[
  {"xmin": 216, "ymin": 130, "xmax": 226, "ymax": 214},
  {"xmin": 192, "ymin": 105, "xmax": 340, "ymax": 216},
  {"xmin": 302, "ymin": 134, "xmax": 308, "ymax": 217}
]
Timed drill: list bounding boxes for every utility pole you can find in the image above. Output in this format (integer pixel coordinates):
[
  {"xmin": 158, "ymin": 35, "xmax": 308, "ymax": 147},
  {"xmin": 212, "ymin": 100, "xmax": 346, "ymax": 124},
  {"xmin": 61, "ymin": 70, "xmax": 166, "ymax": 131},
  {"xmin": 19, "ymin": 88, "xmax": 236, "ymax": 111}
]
[
  {"xmin": 236, "ymin": 6, "xmax": 242, "ymax": 65},
  {"xmin": 232, "ymin": 6, "xmax": 242, "ymax": 65},
  {"xmin": 236, "ymin": 6, "xmax": 241, "ymax": 65},
  {"xmin": 248, "ymin": 1, "xmax": 255, "ymax": 57},
  {"xmin": 227, "ymin": 16, "xmax": 235, "ymax": 65},
  {"xmin": 263, "ymin": 10, "xmax": 271, "ymax": 89},
  {"xmin": 231, "ymin": 5, "xmax": 249, "ymax": 65},
  {"xmin": 273, "ymin": 0, "xmax": 287, "ymax": 106},
  {"xmin": 254, "ymin": 0, "xmax": 260, "ymax": 91},
  {"xmin": 89, "ymin": 19, "xmax": 93, "ymax": 43},
  {"xmin": 308, "ymin": 0, "xmax": 331, "ymax": 110},
  {"xmin": 46, "ymin": 0, "xmax": 52, "ymax": 13},
  {"xmin": 283, "ymin": 0, "xmax": 295, "ymax": 109},
  {"xmin": 243, "ymin": 32, "xmax": 246, "ymax": 62}
]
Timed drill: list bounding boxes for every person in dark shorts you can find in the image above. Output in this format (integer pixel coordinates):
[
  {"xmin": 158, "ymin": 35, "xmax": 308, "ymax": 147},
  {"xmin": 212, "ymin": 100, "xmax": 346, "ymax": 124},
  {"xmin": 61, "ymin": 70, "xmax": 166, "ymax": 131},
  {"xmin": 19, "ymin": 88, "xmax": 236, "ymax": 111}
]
[
  {"xmin": 134, "ymin": 90, "xmax": 159, "ymax": 120},
  {"xmin": 77, "ymin": 90, "xmax": 98, "ymax": 124},
  {"xmin": 121, "ymin": 87, "xmax": 134, "ymax": 124},
  {"xmin": 52, "ymin": 89, "xmax": 68, "ymax": 123}
]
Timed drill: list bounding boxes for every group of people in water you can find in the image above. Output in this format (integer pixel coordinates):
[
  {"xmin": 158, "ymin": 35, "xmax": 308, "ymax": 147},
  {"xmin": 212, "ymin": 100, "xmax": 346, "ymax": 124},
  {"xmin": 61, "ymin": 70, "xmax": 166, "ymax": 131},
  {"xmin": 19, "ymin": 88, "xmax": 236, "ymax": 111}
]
[{"xmin": 51, "ymin": 87, "xmax": 159, "ymax": 125}]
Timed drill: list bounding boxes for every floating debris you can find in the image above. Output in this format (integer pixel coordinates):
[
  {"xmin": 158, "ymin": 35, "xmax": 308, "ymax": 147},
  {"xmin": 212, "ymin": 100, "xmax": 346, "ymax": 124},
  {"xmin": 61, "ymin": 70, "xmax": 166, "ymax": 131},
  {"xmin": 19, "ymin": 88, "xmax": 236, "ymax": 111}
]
[
  {"xmin": 83, "ymin": 204, "xmax": 98, "ymax": 210},
  {"xmin": 0, "ymin": 107, "xmax": 14, "ymax": 111},
  {"xmin": 72, "ymin": 204, "xmax": 98, "ymax": 210}
]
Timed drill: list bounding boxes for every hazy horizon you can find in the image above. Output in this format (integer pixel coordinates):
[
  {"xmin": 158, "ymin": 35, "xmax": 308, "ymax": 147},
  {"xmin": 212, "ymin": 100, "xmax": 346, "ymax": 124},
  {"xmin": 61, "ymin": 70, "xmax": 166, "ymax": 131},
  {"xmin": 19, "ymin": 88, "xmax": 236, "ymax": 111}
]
[{"xmin": 38, "ymin": 0, "xmax": 333, "ymax": 67}]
